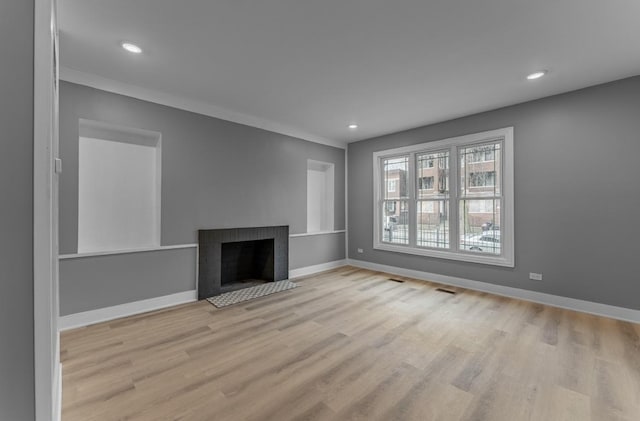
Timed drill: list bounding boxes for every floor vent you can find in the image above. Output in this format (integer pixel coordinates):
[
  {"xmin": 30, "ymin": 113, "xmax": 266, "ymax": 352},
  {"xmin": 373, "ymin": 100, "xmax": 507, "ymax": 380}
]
[
  {"xmin": 436, "ymin": 287, "xmax": 456, "ymax": 294},
  {"xmin": 388, "ymin": 278, "xmax": 405, "ymax": 283}
]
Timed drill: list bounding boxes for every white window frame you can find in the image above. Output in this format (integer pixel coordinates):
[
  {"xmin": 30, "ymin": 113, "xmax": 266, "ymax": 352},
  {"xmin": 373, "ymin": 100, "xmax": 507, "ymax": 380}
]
[{"xmin": 373, "ymin": 127, "xmax": 514, "ymax": 267}]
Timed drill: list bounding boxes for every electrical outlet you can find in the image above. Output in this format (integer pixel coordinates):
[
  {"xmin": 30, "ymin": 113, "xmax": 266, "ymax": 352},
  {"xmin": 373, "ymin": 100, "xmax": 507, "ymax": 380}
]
[
  {"xmin": 529, "ymin": 272, "xmax": 543, "ymax": 281},
  {"xmin": 357, "ymin": 248, "xmax": 364, "ymax": 253}
]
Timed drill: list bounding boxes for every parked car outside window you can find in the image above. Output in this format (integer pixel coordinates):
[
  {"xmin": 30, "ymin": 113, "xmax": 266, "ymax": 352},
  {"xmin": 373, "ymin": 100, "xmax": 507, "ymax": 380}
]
[{"xmin": 461, "ymin": 230, "xmax": 501, "ymax": 254}]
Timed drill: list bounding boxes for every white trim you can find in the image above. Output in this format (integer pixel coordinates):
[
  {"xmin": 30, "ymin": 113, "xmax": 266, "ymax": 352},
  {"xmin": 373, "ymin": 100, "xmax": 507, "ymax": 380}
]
[
  {"xmin": 306, "ymin": 159, "xmax": 335, "ymax": 232},
  {"xmin": 345, "ymin": 148, "xmax": 349, "ymax": 260},
  {"xmin": 79, "ymin": 118, "xmax": 161, "ymax": 146},
  {"xmin": 307, "ymin": 159, "xmax": 335, "ymax": 171},
  {"xmin": 347, "ymin": 259, "xmax": 640, "ymax": 324},
  {"xmin": 55, "ymin": 363, "xmax": 62, "ymax": 421},
  {"xmin": 372, "ymin": 127, "xmax": 514, "ymax": 267},
  {"xmin": 58, "ymin": 290, "xmax": 198, "ymax": 331},
  {"xmin": 57, "ymin": 258, "xmax": 640, "ymax": 330},
  {"xmin": 59, "ymin": 243, "xmax": 198, "ymax": 259},
  {"xmin": 289, "ymin": 230, "xmax": 346, "ymax": 238},
  {"xmin": 289, "ymin": 259, "xmax": 347, "ymax": 279},
  {"xmin": 34, "ymin": 0, "xmax": 58, "ymax": 420},
  {"xmin": 156, "ymin": 136, "xmax": 163, "ymax": 247},
  {"xmin": 373, "ymin": 243, "xmax": 514, "ymax": 267},
  {"xmin": 58, "ymin": 259, "xmax": 347, "ymax": 331},
  {"xmin": 60, "ymin": 66, "xmax": 346, "ymax": 150}
]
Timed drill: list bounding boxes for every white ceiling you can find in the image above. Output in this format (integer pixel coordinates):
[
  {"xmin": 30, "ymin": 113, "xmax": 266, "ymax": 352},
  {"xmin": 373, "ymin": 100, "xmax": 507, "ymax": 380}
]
[{"xmin": 59, "ymin": 0, "xmax": 640, "ymax": 146}]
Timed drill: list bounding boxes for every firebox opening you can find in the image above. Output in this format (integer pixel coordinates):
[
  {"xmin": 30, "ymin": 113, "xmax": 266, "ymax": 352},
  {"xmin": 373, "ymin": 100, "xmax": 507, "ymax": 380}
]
[{"xmin": 220, "ymin": 238, "xmax": 275, "ymax": 294}]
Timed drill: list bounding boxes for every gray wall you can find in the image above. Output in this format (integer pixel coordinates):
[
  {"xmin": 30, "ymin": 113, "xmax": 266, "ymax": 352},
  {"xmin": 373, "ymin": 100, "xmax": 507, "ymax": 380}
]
[
  {"xmin": 60, "ymin": 82, "xmax": 345, "ymax": 251},
  {"xmin": 348, "ymin": 76, "xmax": 640, "ymax": 311},
  {"xmin": 59, "ymin": 248, "xmax": 196, "ymax": 315},
  {"xmin": 0, "ymin": 0, "xmax": 35, "ymax": 420},
  {"xmin": 290, "ymin": 232, "xmax": 346, "ymax": 269},
  {"xmin": 59, "ymin": 233, "xmax": 341, "ymax": 315},
  {"xmin": 59, "ymin": 81, "xmax": 345, "ymax": 313}
]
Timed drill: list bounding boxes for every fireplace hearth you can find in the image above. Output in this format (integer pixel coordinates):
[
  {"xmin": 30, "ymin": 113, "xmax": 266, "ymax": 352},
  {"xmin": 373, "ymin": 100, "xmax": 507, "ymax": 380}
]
[{"xmin": 198, "ymin": 226, "xmax": 288, "ymax": 299}]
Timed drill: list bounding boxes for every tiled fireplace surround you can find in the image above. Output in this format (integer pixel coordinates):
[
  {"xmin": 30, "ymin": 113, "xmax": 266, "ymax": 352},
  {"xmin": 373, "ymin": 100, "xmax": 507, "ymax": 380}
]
[{"xmin": 197, "ymin": 226, "xmax": 289, "ymax": 299}]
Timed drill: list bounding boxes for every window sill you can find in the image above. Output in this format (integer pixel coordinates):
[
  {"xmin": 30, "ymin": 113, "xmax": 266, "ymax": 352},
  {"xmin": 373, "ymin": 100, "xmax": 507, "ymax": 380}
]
[
  {"xmin": 373, "ymin": 242, "xmax": 514, "ymax": 268},
  {"xmin": 59, "ymin": 244, "xmax": 196, "ymax": 260}
]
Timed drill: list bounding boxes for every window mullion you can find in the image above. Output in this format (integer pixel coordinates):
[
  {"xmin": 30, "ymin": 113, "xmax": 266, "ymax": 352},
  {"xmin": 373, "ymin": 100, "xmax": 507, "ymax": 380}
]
[
  {"xmin": 499, "ymin": 139, "xmax": 506, "ymax": 236},
  {"xmin": 377, "ymin": 156, "xmax": 384, "ymax": 244},
  {"xmin": 461, "ymin": 195, "xmax": 502, "ymax": 201},
  {"xmin": 450, "ymin": 145, "xmax": 459, "ymax": 252},
  {"xmin": 408, "ymin": 152, "xmax": 417, "ymax": 248}
]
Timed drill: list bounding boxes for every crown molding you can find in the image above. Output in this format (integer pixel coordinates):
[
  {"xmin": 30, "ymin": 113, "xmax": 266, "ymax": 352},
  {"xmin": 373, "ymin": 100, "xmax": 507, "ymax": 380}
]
[{"xmin": 59, "ymin": 66, "xmax": 346, "ymax": 150}]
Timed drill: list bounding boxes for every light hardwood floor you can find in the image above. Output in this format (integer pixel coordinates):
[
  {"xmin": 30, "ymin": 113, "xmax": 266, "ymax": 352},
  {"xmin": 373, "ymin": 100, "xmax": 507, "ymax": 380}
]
[{"xmin": 61, "ymin": 267, "xmax": 640, "ymax": 420}]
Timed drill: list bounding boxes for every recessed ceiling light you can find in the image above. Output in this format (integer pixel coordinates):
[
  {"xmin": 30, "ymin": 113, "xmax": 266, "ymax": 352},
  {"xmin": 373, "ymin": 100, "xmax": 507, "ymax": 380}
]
[
  {"xmin": 348, "ymin": 124, "xmax": 358, "ymax": 129},
  {"xmin": 526, "ymin": 70, "xmax": 547, "ymax": 80},
  {"xmin": 121, "ymin": 42, "xmax": 142, "ymax": 54}
]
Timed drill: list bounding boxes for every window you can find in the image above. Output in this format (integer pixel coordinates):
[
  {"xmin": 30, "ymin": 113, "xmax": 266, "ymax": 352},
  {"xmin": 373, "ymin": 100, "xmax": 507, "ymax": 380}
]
[
  {"xmin": 468, "ymin": 199, "xmax": 495, "ymax": 213},
  {"xmin": 468, "ymin": 171, "xmax": 496, "ymax": 187},
  {"xmin": 381, "ymin": 156, "xmax": 409, "ymax": 244},
  {"xmin": 469, "ymin": 145, "xmax": 496, "ymax": 162},
  {"xmin": 418, "ymin": 176, "xmax": 434, "ymax": 190},
  {"xmin": 78, "ymin": 119, "xmax": 162, "ymax": 253},
  {"xmin": 387, "ymin": 179, "xmax": 397, "ymax": 192},
  {"xmin": 385, "ymin": 201, "xmax": 396, "ymax": 213},
  {"xmin": 307, "ymin": 160, "xmax": 334, "ymax": 233},
  {"xmin": 373, "ymin": 127, "xmax": 514, "ymax": 267}
]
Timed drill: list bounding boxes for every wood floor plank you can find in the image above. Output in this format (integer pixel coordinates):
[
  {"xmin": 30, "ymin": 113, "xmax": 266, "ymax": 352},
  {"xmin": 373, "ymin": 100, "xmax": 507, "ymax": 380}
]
[{"xmin": 61, "ymin": 267, "xmax": 640, "ymax": 420}]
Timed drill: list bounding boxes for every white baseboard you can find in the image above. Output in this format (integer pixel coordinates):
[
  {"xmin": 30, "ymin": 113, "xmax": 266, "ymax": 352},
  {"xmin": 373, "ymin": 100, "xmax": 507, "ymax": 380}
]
[
  {"xmin": 59, "ymin": 290, "xmax": 198, "ymax": 331},
  {"xmin": 347, "ymin": 258, "xmax": 640, "ymax": 323},
  {"xmin": 58, "ymin": 259, "xmax": 640, "ymax": 331},
  {"xmin": 54, "ymin": 362, "xmax": 62, "ymax": 421},
  {"xmin": 58, "ymin": 259, "xmax": 348, "ymax": 331},
  {"xmin": 289, "ymin": 259, "xmax": 347, "ymax": 279}
]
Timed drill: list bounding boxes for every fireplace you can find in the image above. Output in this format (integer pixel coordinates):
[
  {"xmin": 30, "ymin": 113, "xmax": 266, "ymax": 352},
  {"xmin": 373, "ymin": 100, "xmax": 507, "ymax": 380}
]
[{"xmin": 198, "ymin": 226, "xmax": 288, "ymax": 299}]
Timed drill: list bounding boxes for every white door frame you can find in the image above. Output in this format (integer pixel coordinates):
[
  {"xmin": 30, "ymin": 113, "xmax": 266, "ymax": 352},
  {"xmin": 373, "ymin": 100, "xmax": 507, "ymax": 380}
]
[{"xmin": 34, "ymin": 0, "xmax": 60, "ymax": 420}]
